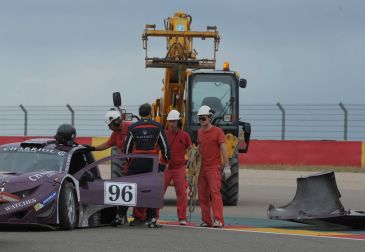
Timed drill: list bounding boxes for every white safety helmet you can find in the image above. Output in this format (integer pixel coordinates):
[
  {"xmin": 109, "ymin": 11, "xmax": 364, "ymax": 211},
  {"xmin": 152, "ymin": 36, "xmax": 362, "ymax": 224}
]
[
  {"xmin": 104, "ymin": 110, "xmax": 121, "ymax": 126},
  {"xmin": 167, "ymin": 110, "xmax": 181, "ymax": 121},
  {"xmin": 197, "ymin": 105, "xmax": 213, "ymax": 116}
]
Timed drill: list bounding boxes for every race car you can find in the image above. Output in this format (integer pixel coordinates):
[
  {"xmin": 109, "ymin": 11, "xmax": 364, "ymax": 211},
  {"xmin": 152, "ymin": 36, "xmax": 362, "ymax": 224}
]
[{"xmin": 0, "ymin": 138, "xmax": 164, "ymax": 230}]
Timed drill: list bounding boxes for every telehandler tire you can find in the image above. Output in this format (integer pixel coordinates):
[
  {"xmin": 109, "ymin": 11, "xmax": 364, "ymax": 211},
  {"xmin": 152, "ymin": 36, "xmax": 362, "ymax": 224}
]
[{"xmin": 221, "ymin": 158, "xmax": 239, "ymax": 206}]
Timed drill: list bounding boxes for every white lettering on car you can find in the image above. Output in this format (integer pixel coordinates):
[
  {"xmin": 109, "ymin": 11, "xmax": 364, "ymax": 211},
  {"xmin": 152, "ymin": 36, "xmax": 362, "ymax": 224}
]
[
  {"xmin": 57, "ymin": 151, "xmax": 66, "ymax": 156},
  {"xmin": 1, "ymin": 147, "xmax": 66, "ymax": 156},
  {"xmin": 4, "ymin": 198, "xmax": 37, "ymax": 212},
  {"xmin": 29, "ymin": 171, "xmax": 56, "ymax": 182}
]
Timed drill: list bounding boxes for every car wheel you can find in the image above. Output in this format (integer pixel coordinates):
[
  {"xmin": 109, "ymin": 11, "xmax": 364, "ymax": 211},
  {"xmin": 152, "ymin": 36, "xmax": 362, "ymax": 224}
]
[{"xmin": 59, "ymin": 181, "xmax": 78, "ymax": 230}]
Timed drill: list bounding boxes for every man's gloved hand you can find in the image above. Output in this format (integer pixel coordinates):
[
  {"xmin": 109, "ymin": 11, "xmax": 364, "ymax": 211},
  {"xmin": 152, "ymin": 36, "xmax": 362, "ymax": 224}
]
[
  {"xmin": 158, "ymin": 163, "xmax": 168, "ymax": 172},
  {"xmin": 222, "ymin": 166, "xmax": 231, "ymax": 180},
  {"xmin": 83, "ymin": 144, "xmax": 96, "ymax": 152}
]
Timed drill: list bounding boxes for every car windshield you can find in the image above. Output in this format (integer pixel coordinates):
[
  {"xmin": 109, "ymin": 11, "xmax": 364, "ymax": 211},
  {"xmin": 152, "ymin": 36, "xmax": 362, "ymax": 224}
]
[
  {"xmin": 0, "ymin": 147, "xmax": 67, "ymax": 173},
  {"xmin": 190, "ymin": 74, "xmax": 236, "ymax": 124}
]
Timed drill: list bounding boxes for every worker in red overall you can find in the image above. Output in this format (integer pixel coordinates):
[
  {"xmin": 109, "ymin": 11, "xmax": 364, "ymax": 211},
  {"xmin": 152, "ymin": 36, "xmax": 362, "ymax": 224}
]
[
  {"xmin": 88, "ymin": 109, "xmax": 130, "ymax": 152},
  {"xmin": 84, "ymin": 109, "xmax": 130, "ymax": 225},
  {"xmin": 124, "ymin": 103, "xmax": 170, "ymax": 228},
  {"xmin": 163, "ymin": 110, "xmax": 192, "ymax": 225},
  {"xmin": 196, "ymin": 105, "xmax": 231, "ymax": 228}
]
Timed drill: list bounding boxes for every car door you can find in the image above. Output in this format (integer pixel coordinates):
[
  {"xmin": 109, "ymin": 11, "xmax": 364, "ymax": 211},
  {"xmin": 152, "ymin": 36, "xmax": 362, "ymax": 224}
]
[{"xmin": 73, "ymin": 154, "xmax": 164, "ymax": 209}]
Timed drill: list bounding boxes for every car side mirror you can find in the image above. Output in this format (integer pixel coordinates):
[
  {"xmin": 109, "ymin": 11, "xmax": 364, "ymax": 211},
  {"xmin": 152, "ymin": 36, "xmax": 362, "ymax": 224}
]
[
  {"xmin": 113, "ymin": 92, "xmax": 122, "ymax": 107},
  {"xmin": 239, "ymin": 79, "xmax": 247, "ymax": 88}
]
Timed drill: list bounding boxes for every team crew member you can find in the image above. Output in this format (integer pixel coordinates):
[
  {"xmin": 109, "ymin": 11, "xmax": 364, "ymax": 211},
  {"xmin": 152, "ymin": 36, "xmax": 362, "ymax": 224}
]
[
  {"xmin": 84, "ymin": 109, "xmax": 130, "ymax": 225},
  {"xmin": 163, "ymin": 110, "xmax": 192, "ymax": 225},
  {"xmin": 197, "ymin": 105, "xmax": 231, "ymax": 228},
  {"xmin": 86, "ymin": 109, "xmax": 129, "ymax": 153},
  {"xmin": 124, "ymin": 103, "xmax": 170, "ymax": 228}
]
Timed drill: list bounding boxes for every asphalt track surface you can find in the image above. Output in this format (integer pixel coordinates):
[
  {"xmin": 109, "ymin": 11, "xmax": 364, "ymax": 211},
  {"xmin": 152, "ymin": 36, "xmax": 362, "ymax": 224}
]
[{"xmin": 1, "ymin": 169, "xmax": 365, "ymax": 251}]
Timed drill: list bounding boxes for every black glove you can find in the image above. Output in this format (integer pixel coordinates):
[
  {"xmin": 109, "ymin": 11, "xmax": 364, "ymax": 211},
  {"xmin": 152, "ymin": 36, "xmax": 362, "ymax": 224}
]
[
  {"xmin": 158, "ymin": 163, "xmax": 167, "ymax": 172},
  {"xmin": 83, "ymin": 144, "xmax": 96, "ymax": 152}
]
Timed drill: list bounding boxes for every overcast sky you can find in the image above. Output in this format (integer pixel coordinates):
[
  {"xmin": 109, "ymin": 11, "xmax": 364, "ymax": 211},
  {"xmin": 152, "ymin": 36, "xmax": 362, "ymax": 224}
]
[{"xmin": 0, "ymin": 0, "xmax": 364, "ymax": 106}]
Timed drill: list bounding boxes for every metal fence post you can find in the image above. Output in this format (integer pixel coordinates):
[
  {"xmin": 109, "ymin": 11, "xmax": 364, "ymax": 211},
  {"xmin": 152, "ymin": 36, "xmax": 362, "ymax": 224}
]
[
  {"xmin": 19, "ymin": 104, "xmax": 28, "ymax": 136},
  {"xmin": 276, "ymin": 102, "xmax": 285, "ymax": 140},
  {"xmin": 66, "ymin": 104, "xmax": 75, "ymax": 126},
  {"xmin": 339, "ymin": 102, "xmax": 348, "ymax": 140}
]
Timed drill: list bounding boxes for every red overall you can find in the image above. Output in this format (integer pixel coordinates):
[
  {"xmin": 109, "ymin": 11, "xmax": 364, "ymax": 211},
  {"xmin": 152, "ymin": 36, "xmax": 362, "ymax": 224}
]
[
  {"xmin": 106, "ymin": 121, "xmax": 130, "ymax": 150},
  {"xmin": 197, "ymin": 126, "xmax": 225, "ymax": 226},
  {"xmin": 163, "ymin": 129, "xmax": 192, "ymax": 221},
  {"xmin": 106, "ymin": 121, "xmax": 131, "ymax": 218}
]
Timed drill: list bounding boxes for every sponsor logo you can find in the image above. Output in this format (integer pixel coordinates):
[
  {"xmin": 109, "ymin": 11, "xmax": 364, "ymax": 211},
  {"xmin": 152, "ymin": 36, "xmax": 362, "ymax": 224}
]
[
  {"xmin": 1, "ymin": 147, "xmax": 66, "ymax": 156},
  {"xmin": 29, "ymin": 171, "xmax": 56, "ymax": 182},
  {"xmin": 4, "ymin": 198, "xmax": 36, "ymax": 212},
  {"xmin": 34, "ymin": 203, "xmax": 44, "ymax": 212},
  {"xmin": 136, "ymin": 135, "xmax": 153, "ymax": 139},
  {"xmin": 41, "ymin": 191, "xmax": 57, "ymax": 205},
  {"xmin": 0, "ymin": 188, "xmax": 4, "ymax": 192},
  {"xmin": 34, "ymin": 191, "xmax": 57, "ymax": 212},
  {"xmin": 143, "ymin": 130, "xmax": 147, "ymax": 135}
]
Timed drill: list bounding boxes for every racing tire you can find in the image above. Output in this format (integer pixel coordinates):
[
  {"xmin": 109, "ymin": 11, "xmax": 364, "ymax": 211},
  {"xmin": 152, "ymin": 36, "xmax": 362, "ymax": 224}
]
[
  {"xmin": 59, "ymin": 181, "xmax": 79, "ymax": 230},
  {"xmin": 221, "ymin": 158, "xmax": 239, "ymax": 206}
]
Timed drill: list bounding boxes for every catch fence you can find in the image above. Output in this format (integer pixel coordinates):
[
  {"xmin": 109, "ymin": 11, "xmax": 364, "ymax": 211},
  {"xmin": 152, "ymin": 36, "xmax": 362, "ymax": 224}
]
[{"xmin": 0, "ymin": 103, "xmax": 364, "ymax": 141}]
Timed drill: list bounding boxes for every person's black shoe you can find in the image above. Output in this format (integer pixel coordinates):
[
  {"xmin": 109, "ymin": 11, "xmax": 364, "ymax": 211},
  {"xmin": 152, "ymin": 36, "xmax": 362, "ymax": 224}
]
[
  {"xmin": 129, "ymin": 218, "xmax": 145, "ymax": 226},
  {"xmin": 147, "ymin": 218, "xmax": 162, "ymax": 228},
  {"xmin": 111, "ymin": 214, "xmax": 128, "ymax": 227},
  {"xmin": 120, "ymin": 214, "xmax": 128, "ymax": 225},
  {"xmin": 111, "ymin": 217, "xmax": 121, "ymax": 227}
]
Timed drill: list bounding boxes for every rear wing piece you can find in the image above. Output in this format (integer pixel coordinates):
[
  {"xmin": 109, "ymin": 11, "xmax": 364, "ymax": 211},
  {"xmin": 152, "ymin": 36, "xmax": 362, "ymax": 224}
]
[{"xmin": 268, "ymin": 171, "xmax": 365, "ymax": 229}]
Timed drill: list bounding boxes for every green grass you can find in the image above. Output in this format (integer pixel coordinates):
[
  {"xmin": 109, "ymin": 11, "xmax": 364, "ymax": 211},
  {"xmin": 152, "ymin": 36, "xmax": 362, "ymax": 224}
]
[{"xmin": 240, "ymin": 164, "xmax": 365, "ymax": 173}]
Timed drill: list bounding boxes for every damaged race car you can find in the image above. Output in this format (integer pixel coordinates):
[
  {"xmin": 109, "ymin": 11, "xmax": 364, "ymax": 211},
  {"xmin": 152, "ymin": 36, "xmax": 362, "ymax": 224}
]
[{"xmin": 0, "ymin": 138, "xmax": 164, "ymax": 230}]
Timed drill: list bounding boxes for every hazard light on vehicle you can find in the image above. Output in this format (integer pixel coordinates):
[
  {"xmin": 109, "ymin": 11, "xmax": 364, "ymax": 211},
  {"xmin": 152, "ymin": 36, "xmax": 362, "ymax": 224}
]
[{"xmin": 223, "ymin": 61, "xmax": 230, "ymax": 71}]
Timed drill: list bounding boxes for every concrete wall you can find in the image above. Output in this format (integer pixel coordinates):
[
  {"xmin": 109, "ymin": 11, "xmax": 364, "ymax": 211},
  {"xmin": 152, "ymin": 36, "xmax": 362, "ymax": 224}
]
[
  {"xmin": 1, "ymin": 137, "xmax": 364, "ymax": 168},
  {"xmin": 240, "ymin": 140, "xmax": 363, "ymax": 168}
]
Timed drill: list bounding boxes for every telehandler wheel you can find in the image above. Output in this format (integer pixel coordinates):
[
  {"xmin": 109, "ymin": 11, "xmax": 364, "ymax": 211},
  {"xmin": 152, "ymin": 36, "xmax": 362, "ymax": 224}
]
[{"xmin": 221, "ymin": 160, "xmax": 239, "ymax": 206}]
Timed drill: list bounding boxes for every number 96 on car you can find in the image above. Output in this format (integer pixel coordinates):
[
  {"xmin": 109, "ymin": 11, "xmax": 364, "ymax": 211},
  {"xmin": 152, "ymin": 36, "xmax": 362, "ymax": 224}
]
[{"xmin": 104, "ymin": 182, "xmax": 137, "ymax": 206}]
